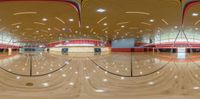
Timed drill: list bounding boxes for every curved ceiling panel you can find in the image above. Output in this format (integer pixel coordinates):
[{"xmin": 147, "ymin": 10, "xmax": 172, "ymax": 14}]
[
  {"xmin": 81, "ymin": 0, "xmax": 181, "ymax": 40},
  {"xmin": 0, "ymin": 0, "xmax": 200, "ymax": 43},
  {"xmin": 0, "ymin": 0, "xmax": 80, "ymax": 44}
]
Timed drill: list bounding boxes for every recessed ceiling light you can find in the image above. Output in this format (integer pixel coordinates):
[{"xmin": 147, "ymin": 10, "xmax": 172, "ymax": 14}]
[
  {"xmin": 103, "ymin": 23, "xmax": 107, "ymax": 26},
  {"xmin": 42, "ymin": 18, "xmax": 48, "ymax": 21},
  {"xmin": 96, "ymin": 8, "xmax": 106, "ymax": 13},
  {"xmin": 149, "ymin": 19, "xmax": 154, "ymax": 22},
  {"xmin": 121, "ymin": 25, "xmax": 125, "ymax": 28},
  {"xmin": 192, "ymin": 13, "xmax": 199, "ymax": 16},
  {"xmin": 174, "ymin": 26, "xmax": 178, "ymax": 29},
  {"xmin": 62, "ymin": 28, "xmax": 66, "ymax": 31},
  {"xmin": 195, "ymin": 27, "xmax": 199, "ymax": 30},
  {"xmin": 36, "ymin": 30, "xmax": 39, "ymax": 33},
  {"xmin": 48, "ymin": 28, "xmax": 51, "ymax": 31},
  {"xmin": 69, "ymin": 18, "xmax": 74, "ymax": 22},
  {"xmin": 16, "ymin": 25, "xmax": 20, "ymax": 28},
  {"xmin": 86, "ymin": 26, "xmax": 90, "ymax": 28}
]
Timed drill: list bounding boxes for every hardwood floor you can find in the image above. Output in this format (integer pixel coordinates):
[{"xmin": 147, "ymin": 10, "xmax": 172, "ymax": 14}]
[{"xmin": 0, "ymin": 52, "xmax": 199, "ymax": 99}]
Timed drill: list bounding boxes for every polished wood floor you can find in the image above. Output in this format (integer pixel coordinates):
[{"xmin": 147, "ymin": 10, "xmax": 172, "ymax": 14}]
[{"xmin": 0, "ymin": 51, "xmax": 200, "ymax": 99}]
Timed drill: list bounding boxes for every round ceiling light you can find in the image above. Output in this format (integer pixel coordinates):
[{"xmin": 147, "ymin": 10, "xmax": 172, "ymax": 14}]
[
  {"xmin": 69, "ymin": 18, "xmax": 74, "ymax": 22},
  {"xmin": 96, "ymin": 8, "xmax": 106, "ymax": 13},
  {"xmin": 42, "ymin": 18, "xmax": 48, "ymax": 21},
  {"xmin": 192, "ymin": 13, "xmax": 199, "ymax": 17}
]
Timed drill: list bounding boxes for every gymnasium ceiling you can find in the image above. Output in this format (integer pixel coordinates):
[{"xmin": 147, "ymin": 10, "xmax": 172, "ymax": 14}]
[{"xmin": 0, "ymin": 0, "xmax": 200, "ymax": 43}]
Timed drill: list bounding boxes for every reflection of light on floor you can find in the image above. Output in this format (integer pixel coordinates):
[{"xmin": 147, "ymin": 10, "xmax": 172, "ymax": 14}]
[
  {"xmin": 103, "ymin": 78, "xmax": 108, "ymax": 82},
  {"xmin": 85, "ymin": 76, "xmax": 90, "ymax": 80},
  {"xmin": 95, "ymin": 89, "xmax": 106, "ymax": 93},
  {"xmin": 148, "ymin": 81, "xmax": 155, "ymax": 85},
  {"xmin": 177, "ymin": 47, "xmax": 186, "ymax": 59},
  {"xmin": 174, "ymin": 75, "xmax": 178, "ymax": 79},
  {"xmin": 177, "ymin": 53, "xmax": 186, "ymax": 59},
  {"xmin": 48, "ymin": 74, "xmax": 51, "ymax": 77},
  {"xmin": 75, "ymin": 71, "xmax": 78, "ymax": 74},
  {"xmin": 193, "ymin": 86, "xmax": 200, "ymax": 90},
  {"xmin": 42, "ymin": 83, "xmax": 49, "ymax": 87},
  {"xmin": 62, "ymin": 74, "xmax": 66, "ymax": 77},
  {"xmin": 65, "ymin": 61, "xmax": 69, "ymax": 65},
  {"xmin": 120, "ymin": 77, "xmax": 125, "ymax": 80},
  {"xmin": 69, "ymin": 82, "xmax": 74, "ymax": 86},
  {"xmin": 16, "ymin": 76, "xmax": 21, "ymax": 80},
  {"xmin": 104, "ymin": 71, "xmax": 108, "ymax": 74}
]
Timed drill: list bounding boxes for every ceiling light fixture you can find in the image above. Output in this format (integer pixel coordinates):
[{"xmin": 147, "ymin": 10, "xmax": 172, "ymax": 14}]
[
  {"xmin": 62, "ymin": 28, "xmax": 66, "ymax": 31},
  {"xmin": 13, "ymin": 11, "xmax": 37, "ymax": 15},
  {"xmin": 69, "ymin": 18, "xmax": 74, "ymax": 22},
  {"xmin": 161, "ymin": 19, "xmax": 169, "ymax": 25},
  {"xmin": 96, "ymin": 8, "xmax": 106, "ymax": 13},
  {"xmin": 97, "ymin": 16, "xmax": 107, "ymax": 24},
  {"xmin": 12, "ymin": 22, "xmax": 22, "ymax": 26},
  {"xmin": 103, "ymin": 23, "xmax": 108, "ymax": 26},
  {"xmin": 117, "ymin": 22, "xmax": 129, "ymax": 25},
  {"xmin": 42, "ymin": 18, "xmax": 48, "ymax": 22},
  {"xmin": 141, "ymin": 22, "xmax": 151, "ymax": 26},
  {"xmin": 102, "ymin": 27, "xmax": 108, "ymax": 31},
  {"xmin": 194, "ymin": 20, "xmax": 200, "ymax": 25},
  {"xmin": 55, "ymin": 17, "xmax": 65, "ymax": 24},
  {"xmin": 54, "ymin": 27, "xmax": 61, "ymax": 31},
  {"xmin": 121, "ymin": 25, "xmax": 125, "ymax": 28},
  {"xmin": 34, "ymin": 22, "xmax": 46, "ymax": 25},
  {"xmin": 85, "ymin": 26, "xmax": 90, "ymax": 28},
  {"xmin": 16, "ymin": 25, "xmax": 20, "ymax": 29},
  {"xmin": 192, "ymin": 13, "xmax": 199, "ymax": 17},
  {"xmin": 90, "ymin": 28, "xmax": 94, "ymax": 33},
  {"xmin": 125, "ymin": 11, "xmax": 150, "ymax": 15},
  {"xmin": 149, "ymin": 19, "xmax": 154, "ymax": 22}
]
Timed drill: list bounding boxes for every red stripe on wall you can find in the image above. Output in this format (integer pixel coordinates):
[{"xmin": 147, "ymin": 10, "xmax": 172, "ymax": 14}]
[{"xmin": 112, "ymin": 48, "xmax": 132, "ymax": 52}]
